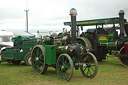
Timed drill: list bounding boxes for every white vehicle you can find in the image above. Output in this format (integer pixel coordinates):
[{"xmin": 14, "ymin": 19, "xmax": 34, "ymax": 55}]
[
  {"xmin": 37, "ymin": 30, "xmax": 62, "ymax": 38},
  {"xmin": 0, "ymin": 30, "xmax": 14, "ymax": 54}
]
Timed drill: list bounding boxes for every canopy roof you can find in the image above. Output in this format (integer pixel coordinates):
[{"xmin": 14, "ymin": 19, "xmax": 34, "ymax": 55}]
[{"xmin": 64, "ymin": 17, "xmax": 127, "ymax": 26}]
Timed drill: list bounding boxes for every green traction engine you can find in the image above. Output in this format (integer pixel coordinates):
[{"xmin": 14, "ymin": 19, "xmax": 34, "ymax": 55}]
[
  {"xmin": 64, "ymin": 10, "xmax": 128, "ymax": 67},
  {"xmin": 1, "ymin": 36, "xmax": 37, "ymax": 65},
  {"xmin": 31, "ymin": 8, "xmax": 98, "ymax": 81}
]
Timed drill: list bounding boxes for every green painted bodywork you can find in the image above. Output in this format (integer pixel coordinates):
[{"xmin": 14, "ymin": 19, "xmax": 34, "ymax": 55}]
[
  {"xmin": 107, "ymin": 41, "xmax": 117, "ymax": 50},
  {"xmin": 97, "ymin": 31, "xmax": 117, "ymax": 50},
  {"xmin": 38, "ymin": 37, "xmax": 68, "ymax": 65},
  {"xmin": 38, "ymin": 37, "xmax": 51, "ymax": 46},
  {"xmin": 43, "ymin": 37, "xmax": 51, "ymax": 45},
  {"xmin": 98, "ymin": 35, "xmax": 108, "ymax": 44},
  {"xmin": 44, "ymin": 45, "xmax": 68, "ymax": 65},
  {"xmin": 12, "ymin": 36, "xmax": 30, "ymax": 46},
  {"xmin": 2, "ymin": 48, "xmax": 27, "ymax": 60},
  {"xmin": 37, "ymin": 34, "xmax": 68, "ymax": 65},
  {"xmin": 1, "ymin": 36, "xmax": 37, "ymax": 61},
  {"xmin": 45, "ymin": 45, "xmax": 56, "ymax": 65}
]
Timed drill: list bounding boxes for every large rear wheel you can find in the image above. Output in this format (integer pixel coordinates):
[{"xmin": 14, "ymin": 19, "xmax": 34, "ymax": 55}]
[
  {"xmin": 119, "ymin": 47, "xmax": 128, "ymax": 67},
  {"xmin": 56, "ymin": 54, "xmax": 73, "ymax": 81},
  {"xmin": 77, "ymin": 37, "xmax": 92, "ymax": 52},
  {"xmin": 80, "ymin": 52, "xmax": 98, "ymax": 78},
  {"xmin": 31, "ymin": 45, "xmax": 48, "ymax": 74}
]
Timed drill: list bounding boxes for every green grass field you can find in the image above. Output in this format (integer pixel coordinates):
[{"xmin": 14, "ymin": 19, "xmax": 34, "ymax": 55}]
[{"xmin": 0, "ymin": 56, "xmax": 128, "ymax": 85}]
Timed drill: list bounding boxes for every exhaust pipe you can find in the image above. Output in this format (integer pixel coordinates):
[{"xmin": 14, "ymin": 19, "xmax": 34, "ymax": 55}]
[
  {"xmin": 119, "ymin": 10, "xmax": 125, "ymax": 39},
  {"xmin": 70, "ymin": 8, "xmax": 77, "ymax": 44}
]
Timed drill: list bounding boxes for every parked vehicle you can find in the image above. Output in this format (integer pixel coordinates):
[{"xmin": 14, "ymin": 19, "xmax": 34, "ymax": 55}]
[
  {"xmin": 0, "ymin": 30, "xmax": 14, "ymax": 54},
  {"xmin": 0, "ymin": 36, "xmax": 37, "ymax": 66}
]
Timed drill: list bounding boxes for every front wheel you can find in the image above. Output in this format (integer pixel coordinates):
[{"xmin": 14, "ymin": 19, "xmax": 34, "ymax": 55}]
[
  {"xmin": 56, "ymin": 54, "xmax": 73, "ymax": 81},
  {"xmin": 25, "ymin": 53, "xmax": 32, "ymax": 66},
  {"xmin": 80, "ymin": 52, "xmax": 98, "ymax": 78}
]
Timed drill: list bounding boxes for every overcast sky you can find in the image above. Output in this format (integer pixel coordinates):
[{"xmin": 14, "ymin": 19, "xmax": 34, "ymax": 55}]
[{"xmin": 0, "ymin": 0, "xmax": 128, "ymax": 33}]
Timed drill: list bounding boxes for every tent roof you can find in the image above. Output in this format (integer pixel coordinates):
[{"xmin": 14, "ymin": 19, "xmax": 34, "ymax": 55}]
[{"xmin": 13, "ymin": 31, "xmax": 35, "ymax": 38}]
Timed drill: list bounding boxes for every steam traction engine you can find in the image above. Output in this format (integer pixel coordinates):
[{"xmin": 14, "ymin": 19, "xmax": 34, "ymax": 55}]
[
  {"xmin": 1, "ymin": 36, "xmax": 37, "ymax": 65},
  {"xmin": 31, "ymin": 8, "xmax": 98, "ymax": 81},
  {"xmin": 64, "ymin": 10, "xmax": 128, "ymax": 67}
]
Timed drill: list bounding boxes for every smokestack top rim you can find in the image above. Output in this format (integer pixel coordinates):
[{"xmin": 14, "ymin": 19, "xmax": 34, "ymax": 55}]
[
  {"xmin": 70, "ymin": 8, "xmax": 77, "ymax": 16},
  {"xmin": 119, "ymin": 10, "xmax": 125, "ymax": 15}
]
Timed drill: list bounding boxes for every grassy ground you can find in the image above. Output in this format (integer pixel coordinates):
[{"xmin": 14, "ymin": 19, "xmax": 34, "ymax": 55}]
[{"xmin": 0, "ymin": 56, "xmax": 128, "ymax": 85}]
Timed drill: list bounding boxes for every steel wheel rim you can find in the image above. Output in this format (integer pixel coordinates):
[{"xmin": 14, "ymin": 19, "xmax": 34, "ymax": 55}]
[
  {"xmin": 57, "ymin": 54, "xmax": 73, "ymax": 81},
  {"xmin": 80, "ymin": 52, "xmax": 98, "ymax": 78},
  {"xmin": 28, "ymin": 55, "xmax": 32, "ymax": 65},
  {"xmin": 31, "ymin": 45, "xmax": 45, "ymax": 73},
  {"xmin": 25, "ymin": 53, "xmax": 32, "ymax": 66},
  {"xmin": 119, "ymin": 47, "xmax": 128, "ymax": 67},
  {"xmin": 77, "ymin": 37, "xmax": 92, "ymax": 52}
]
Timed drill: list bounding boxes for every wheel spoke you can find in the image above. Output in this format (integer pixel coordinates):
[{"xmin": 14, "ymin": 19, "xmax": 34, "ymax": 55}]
[
  {"xmin": 58, "ymin": 65, "xmax": 62, "ymax": 68},
  {"xmin": 60, "ymin": 58, "xmax": 65, "ymax": 65},
  {"xmin": 36, "ymin": 64, "xmax": 40, "ymax": 70},
  {"xmin": 33, "ymin": 51, "xmax": 37, "ymax": 58},
  {"xmin": 39, "ymin": 54, "xmax": 43, "ymax": 60},
  {"xmin": 83, "ymin": 66, "xmax": 88, "ymax": 72},
  {"xmin": 62, "ymin": 56, "xmax": 64, "ymax": 62},
  {"xmin": 88, "ymin": 67, "xmax": 92, "ymax": 76},
  {"xmin": 39, "ymin": 61, "xmax": 43, "ymax": 65},
  {"xmin": 87, "ymin": 67, "xmax": 89, "ymax": 76},
  {"xmin": 38, "ymin": 63, "xmax": 41, "ymax": 67},
  {"xmin": 64, "ymin": 69, "xmax": 69, "ymax": 75},
  {"xmin": 37, "ymin": 48, "xmax": 39, "ymax": 56},
  {"xmin": 64, "ymin": 65, "xmax": 70, "ymax": 69},
  {"xmin": 90, "ymin": 66, "xmax": 95, "ymax": 72}
]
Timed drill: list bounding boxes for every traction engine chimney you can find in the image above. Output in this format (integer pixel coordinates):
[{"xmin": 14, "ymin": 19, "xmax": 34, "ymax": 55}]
[
  {"xmin": 119, "ymin": 10, "xmax": 125, "ymax": 39},
  {"xmin": 70, "ymin": 8, "xmax": 77, "ymax": 44}
]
